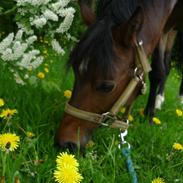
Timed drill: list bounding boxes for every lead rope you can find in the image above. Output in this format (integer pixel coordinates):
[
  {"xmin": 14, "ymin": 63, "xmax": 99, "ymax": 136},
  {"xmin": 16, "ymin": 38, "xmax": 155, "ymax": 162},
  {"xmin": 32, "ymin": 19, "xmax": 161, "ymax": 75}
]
[{"xmin": 118, "ymin": 120, "xmax": 138, "ymax": 183}]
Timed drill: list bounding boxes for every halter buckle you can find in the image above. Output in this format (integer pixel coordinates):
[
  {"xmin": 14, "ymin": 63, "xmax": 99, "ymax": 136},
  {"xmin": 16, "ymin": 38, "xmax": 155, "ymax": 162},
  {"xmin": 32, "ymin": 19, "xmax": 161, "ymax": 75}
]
[
  {"xmin": 134, "ymin": 67, "xmax": 147, "ymax": 94},
  {"xmin": 100, "ymin": 112, "xmax": 116, "ymax": 127},
  {"xmin": 134, "ymin": 67, "xmax": 144, "ymax": 81}
]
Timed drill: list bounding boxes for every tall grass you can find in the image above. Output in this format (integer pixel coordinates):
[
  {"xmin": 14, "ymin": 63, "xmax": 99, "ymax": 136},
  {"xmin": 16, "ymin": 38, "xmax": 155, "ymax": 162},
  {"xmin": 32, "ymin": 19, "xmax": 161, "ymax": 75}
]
[{"xmin": 0, "ymin": 47, "xmax": 183, "ymax": 183}]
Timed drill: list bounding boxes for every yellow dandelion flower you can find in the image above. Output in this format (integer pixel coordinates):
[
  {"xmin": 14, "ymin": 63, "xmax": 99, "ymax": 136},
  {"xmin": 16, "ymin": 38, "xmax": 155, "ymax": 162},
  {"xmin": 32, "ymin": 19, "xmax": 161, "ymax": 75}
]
[
  {"xmin": 56, "ymin": 152, "xmax": 79, "ymax": 168},
  {"xmin": 120, "ymin": 107, "xmax": 126, "ymax": 113},
  {"xmin": 0, "ymin": 108, "xmax": 17, "ymax": 119},
  {"xmin": 64, "ymin": 90, "xmax": 72, "ymax": 99},
  {"xmin": 128, "ymin": 114, "xmax": 134, "ymax": 122},
  {"xmin": 152, "ymin": 177, "xmax": 165, "ymax": 183},
  {"xmin": 26, "ymin": 131, "xmax": 35, "ymax": 138},
  {"xmin": 54, "ymin": 164, "xmax": 83, "ymax": 183},
  {"xmin": 173, "ymin": 143, "xmax": 183, "ymax": 150},
  {"xmin": 152, "ymin": 117, "xmax": 161, "ymax": 125},
  {"xmin": 176, "ymin": 109, "xmax": 182, "ymax": 117},
  {"xmin": 0, "ymin": 98, "xmax": 5, "ymax": 107},
  {"xmin": 139, "ymin": 108, "xmax": 144, "ymax": 117},
  {"xmin": 44, "ymin": 63, "xmax": 49, "ymax": 67},
  {"xmin": 0, "ymin": 133, "xmax": 20, "ymax": 152},
  {"xmin": 44, "ymin": 67, "xmax": 49, "ymax": 73},
  {"xmin": 54, "ymin": 152, "xmax": 83, "ymax": 183},
  {"xmin": 37, "ymin": 72, "xmax": 45, "ymax": 79}
]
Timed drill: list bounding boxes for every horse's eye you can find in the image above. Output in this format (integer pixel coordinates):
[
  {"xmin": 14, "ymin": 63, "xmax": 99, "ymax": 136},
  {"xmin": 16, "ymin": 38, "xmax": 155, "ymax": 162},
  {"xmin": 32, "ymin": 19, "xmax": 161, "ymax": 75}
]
[{"xmin": 96, "ymin": 81, "xmax": 115, "ymax": 93}]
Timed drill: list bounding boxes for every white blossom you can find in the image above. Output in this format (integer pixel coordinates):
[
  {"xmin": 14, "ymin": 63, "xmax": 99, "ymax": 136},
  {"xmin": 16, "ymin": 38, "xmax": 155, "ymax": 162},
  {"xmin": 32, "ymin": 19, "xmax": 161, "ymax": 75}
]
[
  {"xmin": 24, "ymin": 74, "xmax": 29, "ymax": 79},
  {"xmin": 26, "ymin": 35, "xmax": 37, "ymax": 45},
  {"xmin": 51, "ymin": 1, "xmax": 62, "ymax": 12},
  {"xmin": 15, "ymin": 29, "xmax": 24, "ymax": 40},
  {"xmin": 17, "ymin": 23, "xmax": 34, "ymax": 35},
  {"xmin": 51, "ymin": 39, "xmax": 65, "ymax": 55},
  {"xmin": 13, "ymin": 72, "xmax": 25, "ymax": 85},
  {"xmin": 0, "ymin": 33, "xmax": 14, "ymax": 54},
  {"xmin": 16, "ymin": 0, "xmax": 51, "ymax": 6},
  {"xmin": 56, "ymin": 8, "xmax": 75, "ymax": 33},
  {"xmin": 31, "ymin": 16, "xmax": 47, "ymax": 29},
  {"xmin": 66, "ymin": 33, "xmax": 78, "ymax": 42},
  {"xmin": 31, "ymin": 0, "xmax": 50, "ymax": 6},
  {"xmin": 12, "ymin": 41, "xmax": 21, "ymax": 51},
  {"xmin": 51, "ymin": 0, "xmax": 70, "ymax": 12},
  {"xmin": 17, "ymin": 8, "xmax": 27, "ymax": 16},
  {"xmin": 17, "ymin": 54, "xmax": 33, "ymax": 69},
  {"xmin": 12, "ymin": 42, "xmax": 28, "ymax": 60},
  {"xmin": 30, "ymin": 56, "xmax": 44, "ymax": 69},
  {"xmin": 1, "ymin": 48, "xmax": 13, "ymax": 61},
  {"xmin": 43, "ymin": 9, "xmax": 58, "ymax": 22},
  {"xmin": 17, "ymin": 50, "xmax": 40, "ymax": 69}
]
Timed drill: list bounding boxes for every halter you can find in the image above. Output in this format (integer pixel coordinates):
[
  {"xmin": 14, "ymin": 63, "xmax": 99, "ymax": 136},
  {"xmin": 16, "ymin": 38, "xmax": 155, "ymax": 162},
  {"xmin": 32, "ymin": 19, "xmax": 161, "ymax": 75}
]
[{"xmin": 65, "ymin": 41, "xmax": 151, "ymax": 131}]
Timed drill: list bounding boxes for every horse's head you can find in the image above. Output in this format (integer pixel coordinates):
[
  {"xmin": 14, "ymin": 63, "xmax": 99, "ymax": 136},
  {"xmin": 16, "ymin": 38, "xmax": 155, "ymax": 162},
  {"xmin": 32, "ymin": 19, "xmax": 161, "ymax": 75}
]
[{"xmin": 55, "ymin": 1, "xmax": 148, "ymax": 151}]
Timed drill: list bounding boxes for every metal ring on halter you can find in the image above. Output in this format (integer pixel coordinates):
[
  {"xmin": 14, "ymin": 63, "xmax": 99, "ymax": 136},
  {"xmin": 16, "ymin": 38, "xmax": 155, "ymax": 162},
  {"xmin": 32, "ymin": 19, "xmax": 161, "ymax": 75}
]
[
  {"xmin": 99, "ymin": 112, "xmax": 116, "ymax": 126},
  {"xmin": 134, "ymin": 67, "xmax": 144, "ymax": 82}
]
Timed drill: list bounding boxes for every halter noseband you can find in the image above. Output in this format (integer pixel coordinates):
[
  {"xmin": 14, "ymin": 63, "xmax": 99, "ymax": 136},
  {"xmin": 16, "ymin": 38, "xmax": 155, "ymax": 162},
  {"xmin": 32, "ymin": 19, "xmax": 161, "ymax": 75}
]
[{"xmin": 65, "ymin": 41, "xmax": 151, "ymax": 131}]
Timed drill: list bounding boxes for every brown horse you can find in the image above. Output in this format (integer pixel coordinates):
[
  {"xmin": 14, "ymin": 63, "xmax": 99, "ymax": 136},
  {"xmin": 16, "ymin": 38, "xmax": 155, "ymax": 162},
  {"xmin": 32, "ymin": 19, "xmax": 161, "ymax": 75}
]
[{"xmin": 55, "ymin": 0, "xmax": 182, "ymax": 151}]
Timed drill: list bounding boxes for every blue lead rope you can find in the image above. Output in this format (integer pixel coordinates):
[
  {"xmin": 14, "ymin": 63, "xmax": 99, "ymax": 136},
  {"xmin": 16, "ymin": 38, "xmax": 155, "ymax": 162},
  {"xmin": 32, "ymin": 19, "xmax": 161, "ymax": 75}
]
[
  {"xmin": 122, "ymin": 148, "xmax": 138, "ymax": 183},
  {"xmin": 119, "ymin": 120, "xmax": 138, "ymax": 183}
]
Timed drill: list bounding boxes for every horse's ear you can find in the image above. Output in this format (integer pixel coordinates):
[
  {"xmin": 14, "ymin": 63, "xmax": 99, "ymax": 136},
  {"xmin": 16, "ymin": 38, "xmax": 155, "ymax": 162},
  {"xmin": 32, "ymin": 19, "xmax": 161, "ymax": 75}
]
[
  {"xmin": 79, "ymin": 0, "xmax": 96, "ymax": 26},
  {"xmin": 113, "ymin": 7, "xmax": 144, "ymax": 47}
]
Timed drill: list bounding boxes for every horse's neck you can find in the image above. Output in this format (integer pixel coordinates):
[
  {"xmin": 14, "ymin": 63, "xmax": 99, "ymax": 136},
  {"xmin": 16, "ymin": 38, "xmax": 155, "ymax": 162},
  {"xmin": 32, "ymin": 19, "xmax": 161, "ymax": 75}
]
[{"xmin": 139, "ymin": 0, "xmax": 178, "ymax": 56}]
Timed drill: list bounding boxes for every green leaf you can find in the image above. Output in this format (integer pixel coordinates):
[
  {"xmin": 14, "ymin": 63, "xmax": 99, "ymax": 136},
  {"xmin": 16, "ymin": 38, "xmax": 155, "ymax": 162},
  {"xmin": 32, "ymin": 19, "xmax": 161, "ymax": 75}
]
[
  {"xmin": 29, "ymin": 76, "xmax": 38, "ymax": 87},
  {"xmin": 41, "ymin": 80, "xmax": 61, "ymax": 93},
  {"xmin": 0, "ymin": 7, "xmax": 4, "ymax": 14}
]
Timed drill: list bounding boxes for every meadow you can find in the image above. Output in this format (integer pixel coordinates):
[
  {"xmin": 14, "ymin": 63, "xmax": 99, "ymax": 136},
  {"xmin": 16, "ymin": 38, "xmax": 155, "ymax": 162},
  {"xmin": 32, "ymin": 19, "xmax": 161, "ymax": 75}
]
[{"xmin": 0, "ymin": 43, "xmax": 183, "ymax": 183}]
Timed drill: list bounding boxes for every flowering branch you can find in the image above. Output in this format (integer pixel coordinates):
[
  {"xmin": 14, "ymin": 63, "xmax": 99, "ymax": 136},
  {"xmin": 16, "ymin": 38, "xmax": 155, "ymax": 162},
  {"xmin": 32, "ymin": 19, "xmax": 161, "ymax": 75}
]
[{"xmin": 0, "ymin": 0, "xmax": 77, "ymax": 85}]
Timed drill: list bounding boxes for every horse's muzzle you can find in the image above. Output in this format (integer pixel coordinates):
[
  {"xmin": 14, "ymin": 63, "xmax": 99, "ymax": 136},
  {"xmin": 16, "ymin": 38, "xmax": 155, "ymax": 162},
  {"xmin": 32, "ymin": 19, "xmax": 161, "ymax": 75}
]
[{"xmin": 55, "ymin": 114, "xmax": 93, "ymax": 152}]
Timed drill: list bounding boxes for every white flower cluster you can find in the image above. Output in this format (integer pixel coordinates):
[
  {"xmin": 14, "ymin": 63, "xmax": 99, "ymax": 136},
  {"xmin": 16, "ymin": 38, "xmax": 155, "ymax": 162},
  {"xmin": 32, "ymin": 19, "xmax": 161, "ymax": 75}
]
[
  {"xmin": 15, "ymin": 0, "xmax": 76, "ymax": 54},
  {"xmin": 51, "ymin": 0, "xmax": 70, "ymax": 11},
  {"xmin": 0, "ymin": 0, "xmax": 77, "ymax": 85},
  {"xmin": 43, "ymin": 9, "xmax": 58, "ymax": 22},
  {"xmin": 16, "ymin": 0, "xmax": 51, "ymax": 6},
  {"xmin": 0, "ymin": 30, "xmax": 43, "ymax": 84},
  {"xmin": 51, "ymin": 39, "xmax": 65, "ymax": 55},
  {"xmin": 0, "ymin": 30, "xmax": 43, "ymax": 67},
  {"xmin": 31, "ymin": 16, "xmax": 47, "ymax": 29},
  {"xmin": 56, "ymin": 8, "xmax": 75, "ymax": 33},
  {"xmin": 17, "ymin": 22, "xmax": 34, "ymax": 35}
]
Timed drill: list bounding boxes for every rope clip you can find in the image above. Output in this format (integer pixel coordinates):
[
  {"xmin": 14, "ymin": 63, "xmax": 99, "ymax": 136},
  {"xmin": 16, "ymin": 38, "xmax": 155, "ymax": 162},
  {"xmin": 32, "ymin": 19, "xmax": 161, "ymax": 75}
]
[{"xmin": 118, "ymin": 120, "xmax": 131, "ymax": 149}]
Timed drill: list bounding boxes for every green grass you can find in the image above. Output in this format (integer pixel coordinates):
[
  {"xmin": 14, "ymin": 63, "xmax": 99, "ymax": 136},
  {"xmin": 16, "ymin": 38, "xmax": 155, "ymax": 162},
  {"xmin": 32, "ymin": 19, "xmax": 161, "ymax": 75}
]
[{"xmin": 0, "ymin": 47, "xmax": 183, "ymax": 183}]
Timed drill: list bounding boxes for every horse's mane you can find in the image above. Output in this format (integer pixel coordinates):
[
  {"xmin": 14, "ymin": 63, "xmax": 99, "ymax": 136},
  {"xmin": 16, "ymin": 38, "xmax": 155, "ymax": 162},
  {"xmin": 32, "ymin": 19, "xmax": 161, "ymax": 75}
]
[{"xmin": 67, "ymin": 0, "xmax": 140, "ymax": 75}]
